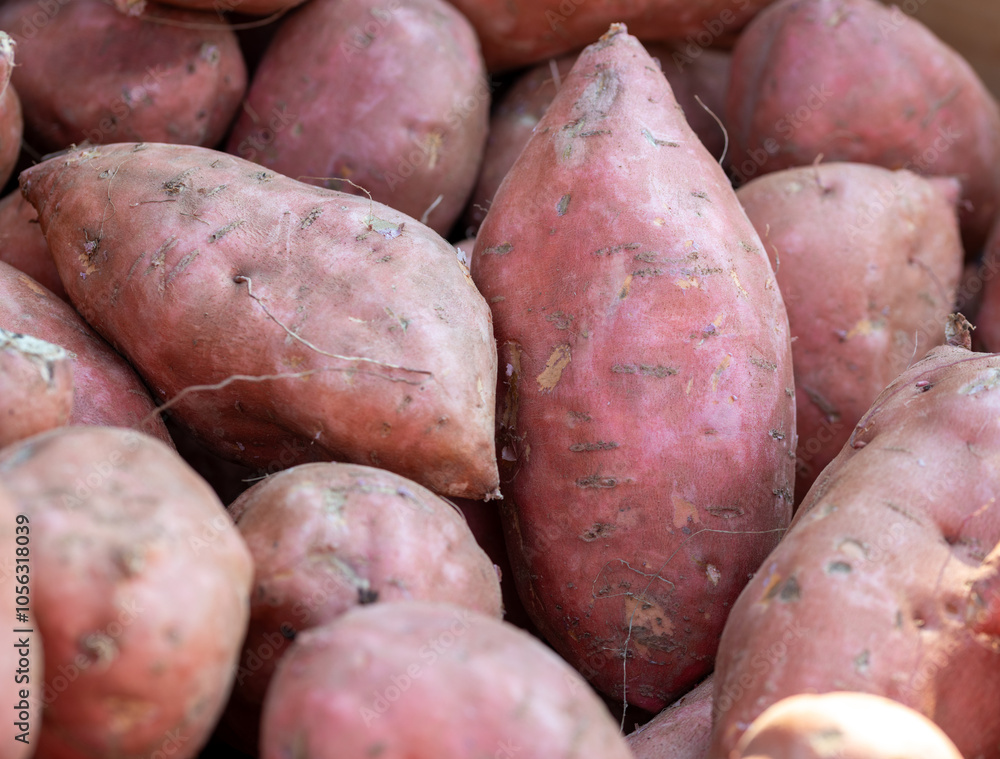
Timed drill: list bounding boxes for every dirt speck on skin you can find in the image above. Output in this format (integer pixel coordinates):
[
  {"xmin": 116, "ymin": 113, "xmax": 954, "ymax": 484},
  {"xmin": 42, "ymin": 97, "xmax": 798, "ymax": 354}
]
[
  {"xmin": 576, "ymin": 474, "xmax": 618, "ymax": 489},
  {"xmin": 162, "ymin": 168, "xmax": 197, "ymax": 195},
  {"xmin": 482, "ymin": 242, "xmax": 513, "ymax": 256},
  {"xmin": 642, "ymin": 128, "xmax": 679, "ymax": 148},
  {"xmin": 557, "ymin": 194, "xmax": 572, "ymax": 216},
  {"xmin": 580, "ymin": 523, "xmax": 615, "ymax": 542},
  {"xmin": 569, "ymin": 441, "xmax": 618, "ymax": 452},
  {"xmin": 82, "ymin": 631, "xmax": 119, "ymax": 666},
  {"xmin": 777, "ymin": 575, "xmax": 801, "ymax": 602},
  {"xmin": 210, "ymin": 220, "xmax": 244, "ymax": 243},
  {"xmin": 300, "ymin": 207, "xmax": 323, "ymax": 229}
]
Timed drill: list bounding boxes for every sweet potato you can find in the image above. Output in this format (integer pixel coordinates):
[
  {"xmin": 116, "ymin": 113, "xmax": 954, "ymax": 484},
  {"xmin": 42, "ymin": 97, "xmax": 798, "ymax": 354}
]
[
  {"xmin": 736, "ymin": 163, "xmax": 964, "ymax": 501},
  {"xmin": 442, "ymin": 0, "xmax": 776, "ymax": 72},
  {"xmin": 0, "ymin": 33, "xmax": 22, "ymax": 190},
  {"xmin": 627, "ymin": 676, "xmax": 714, "ymax": 759},
  {"xmin": 220, "ymin": 463, "xmax": 503, "ymax": 751},
  {"xmin": 726, "ymin": 0, "xmax": 1000, "ymax": 249},
  {"xmin": 261, "ymin": 601, "xmax": 634, "ymax": 759},
  {"xmin": 708, "ymin": 318, "xmax": 1000, "ymax": 758},
  {"xmin": 0, "ymin": 484, "xmax": 42, "ymax": 759},
  {"xmin": 0, "ymin": 261, "xmax": 169, "ymax": 443},
  {"xmin": 0, "ymin": 425, "xmax": 252, "ymax": 759},
  {"xmin": 0, "ymin": 0, "xmax": 245, "ymax": 152},
  {"xmin": 471, "ymin": 25, "xmax": 795, "ymax": 712},
  {"xmin": 463, "ymin": 46, "xmax": 730, "ymax": 236},
  {"xmin": 226, "ymin": 0, "xmax": 488, "ymax": 236},
  {"xmin": 0, "ymin": 329, "xmax": 73, "ymax": 448},
  {"xmin": 0, "ymin": 191, "xmax": 64, "ymax": 301},
  {"xmin": 731, "ymin": 692, "xmax": 963, "ymax": 759},
  {"xmin": 20, "ymin": 142, "xmax": 499, "ymax": 499}
]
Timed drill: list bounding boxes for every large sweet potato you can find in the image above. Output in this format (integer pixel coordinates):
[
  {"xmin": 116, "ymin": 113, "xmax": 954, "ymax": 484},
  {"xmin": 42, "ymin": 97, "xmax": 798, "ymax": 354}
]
[
  {"xmin": 471, "ymin": 26, "xmax": 795, "ymax": 713},
  {"xmin": 0, "ymin": 329, "xmax": 73, "ymax": 448},
  {"xmin": 0, "ymin": 426, "xmax": 253, "ymax": 759},
  {"xmin": 0, "ymin": 191, "xmax": 64, "ymax": 301},
  {"xmin": 0, "ymin": 32, "xmax": 22, "ymax": 190},
  {"xmin": 463, "ymin": 45, "xmax": 731, "ymax": 236},
  {"xmin": 726, "ymin": 0, "xmax": 1000, "ymax": 249},
  {"xmin": 731, "ymin": 692, "xmax": 963, "ymax": 759},
  {"xmin": 708, "ymin": 319, "xmax": 1000, "ymax": 758},
  {"xmin": 220, "ymin": 463, "xmax": 503, "ymax": 752},
  {"xmin": 261, "ymin": 601, "xmax": 634, "ymax": 759},
  {"xmin": 0, "ymin": 0, "xmax": 246, "ymax": 152},
  {"xmin": 442, "ymin": 0, "xmax": 776, "ymax": 72},
  {"xmin": 736, "ymin": 163, "xmax": 964, "ymax": 501},
  {"xmin": 0, "ymin": 261, "xmax": 169, "ymax": 442},
  {"xmin": 20, "ymin": 142, "xmax": 499, "ymax": 499},
  {"xmin": 226, "ymin": 0, "xmax": 488, "ymax": 236}
]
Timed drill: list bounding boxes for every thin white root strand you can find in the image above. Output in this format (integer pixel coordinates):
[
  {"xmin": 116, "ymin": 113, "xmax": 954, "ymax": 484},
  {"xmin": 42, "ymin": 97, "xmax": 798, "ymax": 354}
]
[
  {"xmin": 130, "ymin": 5, "xmax": 290, "ymax": 31},
  {"xmin": 695, "ymin": 95, "xmax": 728, "ymax": 167},
  {"xmin": 234, "ymin": 275, "xmax": 432, "ymax": 379},
  {"xmin": 141, "ymin": 369, "xmax": 322, "ymax": 427},
  {"xmin": 421, "ymin": 194, "xmax": 444, "ymax": 225},
  {"xmin": 549, "ymin": 58, "xmax": 563, "ymax": 90}
]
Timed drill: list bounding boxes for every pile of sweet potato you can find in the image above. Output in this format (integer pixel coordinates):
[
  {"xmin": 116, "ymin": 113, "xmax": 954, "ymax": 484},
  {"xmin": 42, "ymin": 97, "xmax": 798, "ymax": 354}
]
[{"xmin": 2, "ymin": 1, "xmax": 1000, "ymax": 758}]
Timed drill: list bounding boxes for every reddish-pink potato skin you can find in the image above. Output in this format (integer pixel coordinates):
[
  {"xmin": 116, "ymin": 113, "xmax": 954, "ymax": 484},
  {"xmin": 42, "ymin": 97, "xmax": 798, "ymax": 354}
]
[
  {"xmin": 226, "ymin": 0, "xmax": 488, "ymax": 237},
  {"xmin": 471, "ymin": 26, "xmax": 795, "ymax": 713},
  {"xmin": 731, "ymin": 692, "xmax": 963, "ymax": 759},
  {"xmin": 0, "ymin": 485, "xmax": 42, "ymax": 759},
  {"xmin": 627, "ymin": 675, "xmax": 714, "ymax": 759},
  {"xmin": 464, "ymin": 47, "xmax": 730, "ymax": 236},
  {"xmin": 261, "ymin": 601, "xmax": 634, "ymax": 759},
  {"xmin": 708, "ymin": 342, "xmax": 1000, "ymax": 758},
  {"xmin": 0, "ymin": 331, "xmax": 73, "ymax": 448},
  {"xmin": 20, "ymin": 142, "xmax": 499, "ymax": 499},
  {"xmin": 0, "ymin": 0, "xmax": 246, "ymax": 152},
  {"xmin": 443, "ymin": 0, "xmax": 776, "ymax": 71},
  {"xmin": 0, "ymin": 192, "xmax": 65, "ymax": 301},
  {"xmin": 0, "ymin": 261, "xmax": 169, "ymax": 442},
  {"xmin": 0, "ymin": 34, "xmax": 22, "ymax": 190},
  {"xmin": 0, "ymin": 426, "xmax": 253, "ymax": 759},
  {"xmin": 736, "ymin": 164, "xmax": 963, "ymax": 502},
  {"xmin": 725, "ymin": 0, "xmax": 1000, "ymax": 249},
  {"xmin": 221, "ymin": 463, "xmax": 503, "ymax": 749}
]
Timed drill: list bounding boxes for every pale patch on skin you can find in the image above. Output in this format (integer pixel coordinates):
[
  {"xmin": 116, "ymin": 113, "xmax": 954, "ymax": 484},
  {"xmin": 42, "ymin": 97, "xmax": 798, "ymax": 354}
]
[
  {"xmin": 711, "ymin": 355, "xmax": 732, "ymax": 392},
  {"xmin": 672, "ymin": 495, "xmax": 699, "ymax": 529},
  {"xmin": 537, "ymin": 344, "xmax": 572, "ymax": 392}
]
